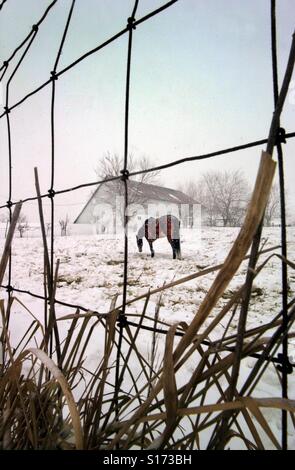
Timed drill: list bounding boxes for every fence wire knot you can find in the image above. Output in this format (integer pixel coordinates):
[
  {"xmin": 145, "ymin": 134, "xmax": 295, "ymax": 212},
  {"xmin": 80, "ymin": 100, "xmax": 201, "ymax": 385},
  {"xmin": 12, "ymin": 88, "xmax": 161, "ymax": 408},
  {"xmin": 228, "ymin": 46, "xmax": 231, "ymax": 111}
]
[
  {"xmin": 47, "ymin": 189, "xmax": 55, "ymax": 198},
  {"xmin": 127, "ymin": 16, "xmax": 136, "ymax": 30},
  {"xmin": 0, "ymin": 0, "xmax": 294, "ymax": 451},
  {"xmin": 276, "ymin": 353, "xmax": 293, "ymax": 375},
  {"xmin": 117, "ymin": 313, "xmax": 128, "ymax": 328},
  {"xmin": 276, "ymin": 127, "xmax": 286, "ymax": 145},
  {"xmin": 50, "ymin": 71, "xmax": 58, "ymax": 81},
  {"xmin": 120, "ymin": 169, "xmax": 129, "ymax": 181}
]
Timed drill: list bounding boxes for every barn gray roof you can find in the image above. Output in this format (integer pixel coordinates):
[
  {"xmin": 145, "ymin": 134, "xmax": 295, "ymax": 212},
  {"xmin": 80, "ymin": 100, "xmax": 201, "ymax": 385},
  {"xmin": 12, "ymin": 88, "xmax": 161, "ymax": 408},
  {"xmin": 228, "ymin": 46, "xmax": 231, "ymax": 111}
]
[
  {"xmin": 74, "ymin": 180, "xmax": 197, "ymax": 223},
  {"xmin": 127, "ymin": 180, "xmax": 197, "ymax": 204}
]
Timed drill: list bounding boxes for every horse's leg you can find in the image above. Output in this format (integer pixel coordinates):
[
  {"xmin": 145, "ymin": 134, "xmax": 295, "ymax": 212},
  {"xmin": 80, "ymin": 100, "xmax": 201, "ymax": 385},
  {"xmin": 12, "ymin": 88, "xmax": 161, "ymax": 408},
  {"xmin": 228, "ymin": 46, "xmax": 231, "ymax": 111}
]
[
  {"xmin": 174, "ymin": 238, "xmax": 181, "ymax": 259},
  {"xmin": 169, "ymin": 238, "xmax": 182, "ymax": 259},
  {"xmin": 170, "ymin": 218, "xmax": 181, "ymax": 259},
  {"xmin": 168, "ymin": 237, "xmax": 176, "ymax": 259},
  {"xmin": 148, "ymin": 240, "xmax": 155, "ymax": 258}
]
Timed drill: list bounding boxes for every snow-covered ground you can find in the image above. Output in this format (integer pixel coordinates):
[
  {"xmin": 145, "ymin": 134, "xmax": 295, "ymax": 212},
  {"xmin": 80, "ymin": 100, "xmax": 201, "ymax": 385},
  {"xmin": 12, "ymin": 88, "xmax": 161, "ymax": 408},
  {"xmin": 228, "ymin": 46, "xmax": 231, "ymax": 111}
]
[
  {"xmin": 4, "ymin": 226, "xmax": 295, "ymax": 329},
  {"xmin": 1, "ymin": 226, "xmax": 295, "ymax": 449}
]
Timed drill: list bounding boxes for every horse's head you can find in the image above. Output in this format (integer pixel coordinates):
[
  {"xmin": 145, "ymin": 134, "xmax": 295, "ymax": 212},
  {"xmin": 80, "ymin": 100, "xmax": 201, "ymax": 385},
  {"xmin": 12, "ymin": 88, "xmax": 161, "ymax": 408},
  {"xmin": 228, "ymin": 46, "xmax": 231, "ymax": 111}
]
[{"xmin": 136, "ymin": 235, "xmax": 143, "ymax": 253}]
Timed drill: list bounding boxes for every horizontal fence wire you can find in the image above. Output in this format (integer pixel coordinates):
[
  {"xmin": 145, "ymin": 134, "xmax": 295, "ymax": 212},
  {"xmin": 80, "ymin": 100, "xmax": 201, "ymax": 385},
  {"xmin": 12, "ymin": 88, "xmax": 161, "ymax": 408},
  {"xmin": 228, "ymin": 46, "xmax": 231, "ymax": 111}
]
[
  {"xmin": 0, "ymin": 0, "xmax": 57, "ymax": 81},
  {"xmin": 0, "ymin": 131, "xmax": 295, "ymax": 211},
  {"xmin": 0, "ymin": 0, "xmax": 294, "ymax": 450},
  {"xmin": 0, "ymin": 0, "xmax": 177, "ymax": 119},
  {"xmin": 1, "ymin": 282, "xmax": 293, "ymax": 371},
  {"xmin": 0, "ymin": 0, "xmax": 7, "ymax": 12},
  {"xmin": 0, "ymin": 243, "xmax": 287, "ymax": 315}
]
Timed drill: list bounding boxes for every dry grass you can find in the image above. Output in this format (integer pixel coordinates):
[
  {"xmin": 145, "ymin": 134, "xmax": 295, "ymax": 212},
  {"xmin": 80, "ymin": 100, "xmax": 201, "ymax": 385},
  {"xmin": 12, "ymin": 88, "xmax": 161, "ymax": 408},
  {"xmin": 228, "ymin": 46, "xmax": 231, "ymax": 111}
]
[{"xmin": 1, "ymin": 278, "xmax": 294, "ymax": 450}]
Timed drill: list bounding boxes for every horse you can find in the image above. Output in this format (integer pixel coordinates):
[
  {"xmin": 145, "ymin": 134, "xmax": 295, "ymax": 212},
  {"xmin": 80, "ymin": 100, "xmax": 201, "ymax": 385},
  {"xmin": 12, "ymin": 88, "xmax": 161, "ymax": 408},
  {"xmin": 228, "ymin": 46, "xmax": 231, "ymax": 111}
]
[{"xmin": 136, "ymin": 214, "xmax": 181, "ymax": 259}]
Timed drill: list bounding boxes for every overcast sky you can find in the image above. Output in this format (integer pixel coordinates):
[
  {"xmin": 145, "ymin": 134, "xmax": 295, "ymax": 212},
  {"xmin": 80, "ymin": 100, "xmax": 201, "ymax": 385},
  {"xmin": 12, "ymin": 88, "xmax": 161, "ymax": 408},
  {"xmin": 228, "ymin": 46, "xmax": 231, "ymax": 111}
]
[{"xmin": 0, "ymin": 0, "xmax": 294, "ymax": 223}]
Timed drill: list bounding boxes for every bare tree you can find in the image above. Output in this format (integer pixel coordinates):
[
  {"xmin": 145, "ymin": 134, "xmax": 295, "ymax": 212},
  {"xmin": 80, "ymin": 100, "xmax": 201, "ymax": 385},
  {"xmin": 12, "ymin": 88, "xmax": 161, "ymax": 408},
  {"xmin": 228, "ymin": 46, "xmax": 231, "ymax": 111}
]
[
  {"xmin": 181, "ymin": 170, "xmax": 250, "ymax": 226},
  {"xmin": 135, "ymin": 155, "xmax": 161, "ymax": 185},
  {"xmin": 0, "ymin": 212, "xmax": 9, "ymax": 237},
  {"xmin": 17, "ymin": 214, "xmax": 29, "ymax": 238},
  {"xmin": 94, "ymin": 153, "xmax": 161, "ymax": 223},
  {"xmin": 95, "ymin": 152, "xmax": 160, "ymax": 186},
  {"xmin": 264, "ymin": 184, "xmax": 280, "ymax": 226},
  {"xmin": 177, "ymin": 180, "xmax": 199, "ymax": 201},
  {"xmin": 59, "ymin": 215, "xmax": 69, "ymax": 236},
  {"xmin": 205, "ymin": 170, "xmax": 250, "ymax": 226}
]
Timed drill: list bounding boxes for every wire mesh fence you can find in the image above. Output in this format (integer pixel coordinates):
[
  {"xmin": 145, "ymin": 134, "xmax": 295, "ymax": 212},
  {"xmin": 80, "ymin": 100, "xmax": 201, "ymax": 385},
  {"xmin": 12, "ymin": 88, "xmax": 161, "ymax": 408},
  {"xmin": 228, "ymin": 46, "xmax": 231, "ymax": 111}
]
[{"xmin": 0, "ymin": 0, "xmax": 295, "ymax": 450}]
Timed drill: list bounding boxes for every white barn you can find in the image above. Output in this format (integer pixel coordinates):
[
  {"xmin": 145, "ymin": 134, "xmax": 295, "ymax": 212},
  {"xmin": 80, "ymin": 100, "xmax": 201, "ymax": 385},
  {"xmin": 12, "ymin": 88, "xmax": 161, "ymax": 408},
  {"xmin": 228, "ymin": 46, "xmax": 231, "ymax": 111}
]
[{"xmin": 74, "ymin": 180, "xmax": 198, "ymax": 234}]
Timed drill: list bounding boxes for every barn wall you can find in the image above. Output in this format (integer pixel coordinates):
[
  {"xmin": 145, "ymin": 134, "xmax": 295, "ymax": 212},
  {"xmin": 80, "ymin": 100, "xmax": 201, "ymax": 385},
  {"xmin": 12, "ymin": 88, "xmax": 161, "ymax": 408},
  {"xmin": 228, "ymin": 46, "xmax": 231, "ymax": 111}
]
[
  {"xmin": 75, "ymin": 185, "xmax": 112, "ymax": 224},
  {"xmin": 75, "ymin": 183, "xmax": 201, "ymax": 231}
]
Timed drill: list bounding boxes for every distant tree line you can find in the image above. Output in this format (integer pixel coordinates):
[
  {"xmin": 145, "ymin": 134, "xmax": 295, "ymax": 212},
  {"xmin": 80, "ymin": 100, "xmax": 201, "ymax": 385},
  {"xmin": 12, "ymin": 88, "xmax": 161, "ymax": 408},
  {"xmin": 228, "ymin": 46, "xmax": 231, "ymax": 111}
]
[
  {"xmin": 94, "ymin": 152, "xmax": 285, "ymax": 228},
  {"xmin": 177, "ymin": 170, "xmax": 282, "ymax": 227},
  {"xmin": 0, "ymin": 213, "xmax": 71, "ymax": 237}
]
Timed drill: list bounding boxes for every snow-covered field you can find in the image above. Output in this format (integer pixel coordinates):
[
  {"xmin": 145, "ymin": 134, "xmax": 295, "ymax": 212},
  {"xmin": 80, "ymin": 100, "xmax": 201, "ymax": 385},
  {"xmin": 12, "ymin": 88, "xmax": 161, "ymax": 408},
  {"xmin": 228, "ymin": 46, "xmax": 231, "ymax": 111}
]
[
  {"xmin": 4, "ymin": 226, "xmax": 295, "ymax": 329},
  {"xmin": 1, "ymin": 226, "xmax": 295, "ymax": 449}
]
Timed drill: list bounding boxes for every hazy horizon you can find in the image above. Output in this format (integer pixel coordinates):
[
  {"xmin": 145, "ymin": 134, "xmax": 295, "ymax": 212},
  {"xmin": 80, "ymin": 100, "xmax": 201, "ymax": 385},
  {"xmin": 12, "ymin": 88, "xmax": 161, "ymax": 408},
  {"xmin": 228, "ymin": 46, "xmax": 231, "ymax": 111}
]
[{"xmin": 0, "ymin": 0, "xmax": 294, "ymax": 224}]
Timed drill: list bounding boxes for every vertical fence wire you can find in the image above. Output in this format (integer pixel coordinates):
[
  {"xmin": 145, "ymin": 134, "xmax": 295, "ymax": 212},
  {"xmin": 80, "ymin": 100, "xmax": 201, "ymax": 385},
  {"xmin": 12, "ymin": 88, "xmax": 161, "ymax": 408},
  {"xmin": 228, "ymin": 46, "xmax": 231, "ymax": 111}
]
[
  {"xmin": 0, "ymin": 1, "xmax": 57, "ymax": 82},
  {"xmin": 114, "ymin": 0, "xmax": 140, "ymax": 419},
  {"xmin": 0, "ymin": 1, "xmax": 7, "ymax": 12},
  {"xmin": 47, "ymin": 0, "xmax": 76, "ymax": 360},
  {"xmin": 270, "ymin": 0, "xmax": 289, "ymax": 450},
  {"xmin": 4, "ymin": 27, "xmax": 39, "ymax": 327},
  {"xmin": 0, "ymin": 0, "xmax": 294, "ymax": 449}
]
